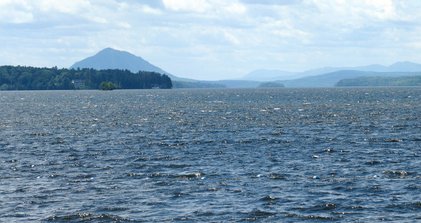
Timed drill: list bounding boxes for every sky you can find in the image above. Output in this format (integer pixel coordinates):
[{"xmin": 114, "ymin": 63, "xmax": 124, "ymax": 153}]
[{"xmin": 1, "ymin": 0, "xmax": 421, "ymax": 80}]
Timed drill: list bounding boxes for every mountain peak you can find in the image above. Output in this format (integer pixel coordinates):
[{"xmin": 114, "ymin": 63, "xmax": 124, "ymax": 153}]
[
  {"xmin": 71, "ymin": 47, "xmax": 165, "ymax": 74},
  {"xmin": 97, "ymin": 47, "xmax": 130, "ymax": 56},
  {"xmin": 391, "ymin": 61, "xmax": 415, "ymax": 65},
  {"xmin": 102, "ymin": 47, "xmax": 117, "ymax": 51},
  {"xmin": 389, "ymin": 61, "xmax": 421, "ymax": 72},
  {"xmin": 70, "ymin": 48, "xmax": 194, "ymax": 82}
]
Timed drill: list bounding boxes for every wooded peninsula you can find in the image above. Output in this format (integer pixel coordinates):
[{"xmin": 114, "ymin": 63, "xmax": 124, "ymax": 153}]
[{"xmin": 0, "ymin": 66, "xmax": 172, "ymax": 90}]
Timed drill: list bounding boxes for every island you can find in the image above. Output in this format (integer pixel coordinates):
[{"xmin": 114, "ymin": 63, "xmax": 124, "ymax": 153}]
[
  {"xmin": 99, "ymin": 81, "xmax": 118, "ymax": 91},
  {"xmin": 257, "ymin": 81, "xmax": 285, "ymax": 88}
]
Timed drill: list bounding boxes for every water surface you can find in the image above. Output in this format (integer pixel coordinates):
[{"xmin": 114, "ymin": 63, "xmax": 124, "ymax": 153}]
[{"xmin": 1, "ymin": 88, "xmax": 420, "ymax": 222}]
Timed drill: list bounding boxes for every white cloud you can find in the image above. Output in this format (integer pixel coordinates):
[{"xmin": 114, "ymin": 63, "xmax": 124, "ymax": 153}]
[
  {"xmin": 0, "ymin": 0, "xmax": 105, "ymax": 25},
  {"xmin": 38, "ymin": 0, "xmax": 91, "ymax": 14},
  {"xmin": 162, "ymin": 0, "xmax": 246, "ymax": 15},
  {"xmin": 310, "ymin": 0, "xmax": 399, "ymax": 29},
  {"xmin": 241, "ymin": 0, "xmax": 302, "ymax": 5},
  {"xmin": 223, "ymin": 2, "xmax": 247, "ymax": 14},
  {"xmin": 360, "ymin": 0, "xmax": 397, "ymax": 20},
  {"xmin": 1, "ymin": 0, "xmax": 421, "ymax": 79},
  {"xmin": 0, "ymin": 0, "xmax": 34, "ymax": 23},
  {"xmin": 162, "ymin": 0, "xmax": 211, "ymax": 13},
  {"xmin": 223, "ymin": 31, "xmax": 241, "ymax": 45},
  {"xmin": 140, "ymin": 5, "xmax": 162, "ymax": 15},
  {"xmin": 0, "ymin": 10, "xmax": 34, "ymax": 24},
  {"xmin": 263, "ymin": 19, "xmax": 310, "ymax": 41}
]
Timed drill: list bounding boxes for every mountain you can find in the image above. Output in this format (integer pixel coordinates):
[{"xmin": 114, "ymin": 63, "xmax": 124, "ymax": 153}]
[
  {"xmin": 388, "ymin": 61, "xmax": 421, "ymax": 72},
  {"xmin": 336, "ymin": 75, "xmax": 421, "ymax": 87},
  {"xmin": 279, "ymin": 70, "xmax": 368, "ymax": 87},
  {"xmin": 172, "ymin": 80, "xmax": 262, "ymax": 88},
  {"xmin": 244, "ymin": 61, "xmax": 421, "ymax": 82},
  {"xmin": 280, "ymin": 70, "xmax": 420, "ymax": 87},
  {"xmin": 212, "ymin": 80, "xmax": 262, "ymax": 88},
  {"xmin": 243, "ymin": 69, "xmax": 297, "ymax": 81},
  {"xmin": 70, "ymin": 48, "xmax": 261, "ymax": 88},
  {"xmin": 71, "ymin": 48, "xmax": 163, "ymax": 73},
  {"xmin": 71, "ymin": 48, "xmax": 192, "ymax": 82}
]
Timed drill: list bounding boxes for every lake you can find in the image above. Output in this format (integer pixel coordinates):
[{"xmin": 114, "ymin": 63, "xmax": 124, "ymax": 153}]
[{"xmin": 0, "ymin": 88, "xmax": 420, "ymax": 222}]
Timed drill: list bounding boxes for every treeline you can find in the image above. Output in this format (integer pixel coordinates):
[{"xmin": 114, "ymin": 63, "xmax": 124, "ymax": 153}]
[
  {"xmin": 258, "ymin": 81, "xmax": 285, "ymax": 88},
  {"xmin": 336, "ymin": 75, "xmax": 421, "ymax": 87},
  {"xmin": 0, "ymin": 66, "xmax": 172, "ymax": 90}
]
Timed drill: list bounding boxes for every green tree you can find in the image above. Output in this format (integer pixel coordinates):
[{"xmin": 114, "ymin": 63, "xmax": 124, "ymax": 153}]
[{"xmin": 99, "ymin": 81, "xmax": 117, "ymax": 90}]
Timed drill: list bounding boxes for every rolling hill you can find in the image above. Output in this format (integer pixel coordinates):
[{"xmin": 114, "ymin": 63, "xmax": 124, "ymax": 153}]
[
  {"xmin": 244, "ymin": 61, "xmax": 421, "ymax": 83},
  {"xmin": 279, "ymin": 70, "xmax": 421, "ymax": 87},
  {"xmin": 336, "ymin": 75, "xmax": 421, "ymax": 87}
]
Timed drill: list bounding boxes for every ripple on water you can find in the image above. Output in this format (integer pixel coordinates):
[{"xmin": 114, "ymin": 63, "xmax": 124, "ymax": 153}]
[
  {"xmin": 382, "ymin": 170, "xmax": 411, "ymax": 179},
  {"xmin": 45, "ymin": 213, "xmax": 133, "ymax": 222},
  {"xmin": 385, "ymin": 202, "xmax": 421, "ymax": 212},
  {"xmin": 242, "ymin": 209, "xmax": 277, "ymax": 221},
  {"xmin": 284, "ymin": 212, "xmax": 338, "ymax": 221},
  {"xmin": 0, "ymin": 88, "xmax": 420, "ymax": 222}
]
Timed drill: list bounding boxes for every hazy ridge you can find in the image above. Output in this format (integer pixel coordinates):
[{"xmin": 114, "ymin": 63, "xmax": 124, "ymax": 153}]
[{"xmin": 70, "ymin": 48, "xmax": 421, "ymax": 88}]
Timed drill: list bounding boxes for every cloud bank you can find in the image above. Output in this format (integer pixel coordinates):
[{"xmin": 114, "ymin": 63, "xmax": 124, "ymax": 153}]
[{"xmin": 1, "ymin": 0, "xmax": 421, "ymax": 80}]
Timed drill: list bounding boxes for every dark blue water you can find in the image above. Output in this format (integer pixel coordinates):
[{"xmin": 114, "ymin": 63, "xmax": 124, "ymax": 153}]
[{"xmin": 1, "ymin": 88, "xmax": 420, "ymax": 222}]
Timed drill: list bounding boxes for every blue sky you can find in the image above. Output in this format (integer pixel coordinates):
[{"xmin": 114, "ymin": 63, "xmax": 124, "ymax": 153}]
[{"xmin": 1, "ymin": 0, "xmax": 421, "ymax": 80}]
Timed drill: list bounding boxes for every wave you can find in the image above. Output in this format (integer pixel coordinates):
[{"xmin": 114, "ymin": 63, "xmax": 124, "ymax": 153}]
[{"xmin": 45, "ymin": 212, "xmax": 133, "ymax": 222}]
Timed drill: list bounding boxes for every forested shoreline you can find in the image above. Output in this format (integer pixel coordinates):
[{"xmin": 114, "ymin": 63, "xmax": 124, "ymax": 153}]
[
  {"xmin": 336, "ymin": 75, "xmax": 421, "ymax": 87},
  {"xmin": 0, "ymin": 66, "xmax": 172, "ymax": 90}
]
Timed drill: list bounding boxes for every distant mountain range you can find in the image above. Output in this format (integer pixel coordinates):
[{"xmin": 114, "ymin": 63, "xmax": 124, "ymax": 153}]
[
  {"xmin": 277, "ymin": 70, "xmax": 421, "ymax": 87},
  {"xmin": 71, "ymin": 48, "xmax": 421, "ymax": 88},
  {"xmin": 244, "ymin": 61, "xmax": 421, "ymax": 82},
  {"xmin": 70, "ymin": 48, "xmax": 259, "ymax": 88}
]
